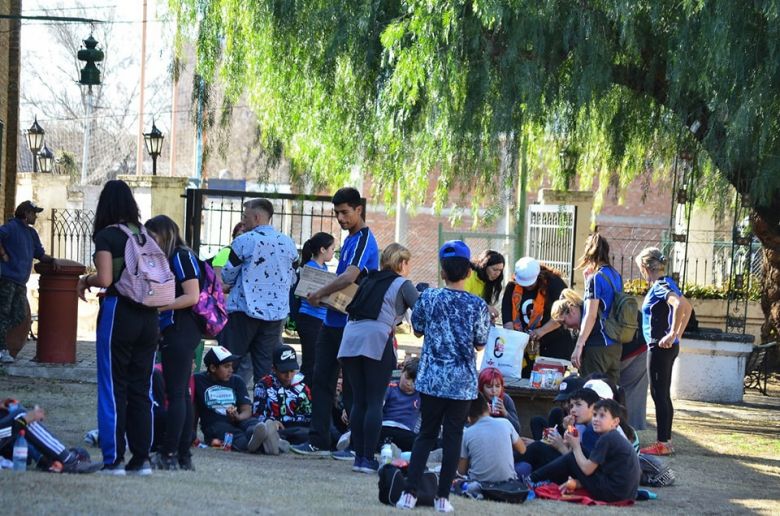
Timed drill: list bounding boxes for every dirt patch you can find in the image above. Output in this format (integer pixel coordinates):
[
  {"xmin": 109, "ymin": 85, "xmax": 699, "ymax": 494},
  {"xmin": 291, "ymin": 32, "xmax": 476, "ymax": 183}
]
[{"xmin": 1, "ymin": 374, "xmax": 779, "ymax": 515}]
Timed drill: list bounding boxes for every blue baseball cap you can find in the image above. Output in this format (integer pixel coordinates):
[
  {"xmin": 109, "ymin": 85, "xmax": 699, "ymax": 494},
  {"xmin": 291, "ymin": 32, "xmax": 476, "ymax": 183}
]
[{"xmin": 439, "ymin": 240, "xmax": 471, "ymax": 260}]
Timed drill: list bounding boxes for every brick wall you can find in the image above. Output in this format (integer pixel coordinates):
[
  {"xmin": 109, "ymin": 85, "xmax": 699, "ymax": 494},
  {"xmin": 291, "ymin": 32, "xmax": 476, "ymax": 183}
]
[{"xmin": 361, "ymin": 171, "xmax": 675, "ymax": 288}]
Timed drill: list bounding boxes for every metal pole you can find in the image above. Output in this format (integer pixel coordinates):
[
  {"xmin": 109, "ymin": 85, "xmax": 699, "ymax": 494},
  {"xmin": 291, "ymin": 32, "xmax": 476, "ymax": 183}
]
[
  {"xmin": 136, "ymin": 0, "xmax": 148, "ymax": 175},
  {"xmin": 515, "ymin": 130, "xmax": 528, "ymax": 259},
  {"xmin": 152, "ymin": 155, "xmax": 157, "ymax": 176},
  {"xmin": 80, "ymin": 86, "xmax": 93, "ymax": 184},
  {"xmin": 32, "ymin": 150, "xmax": 37, "ymax": 172}
]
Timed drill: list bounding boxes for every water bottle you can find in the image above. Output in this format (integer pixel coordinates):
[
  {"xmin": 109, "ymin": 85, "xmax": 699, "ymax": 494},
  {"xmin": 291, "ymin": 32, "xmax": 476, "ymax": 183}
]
[
  {"xmin": 380, "ymin": 442, "xmax": 393, "ymax": 465},
  {"xmin": 491, "ymin": 396, "xmax": 500, "ymax": 415},
  {"xmin": 13, "ymin": 429, "xmax": 28, "ymax": 472}
]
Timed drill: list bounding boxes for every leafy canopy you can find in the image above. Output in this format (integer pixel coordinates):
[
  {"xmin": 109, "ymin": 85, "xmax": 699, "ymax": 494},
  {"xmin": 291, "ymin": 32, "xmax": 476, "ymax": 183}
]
[{"xmin": 171, "ymin": 0, "xmax": 780, "ymax": 219}]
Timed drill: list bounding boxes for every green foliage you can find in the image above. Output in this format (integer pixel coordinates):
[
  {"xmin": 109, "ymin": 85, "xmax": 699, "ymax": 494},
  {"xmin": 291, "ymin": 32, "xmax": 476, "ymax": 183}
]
[
  {"xmin": 623, "ymin": 277, "xmax": 761, "ymax": 301},
  {"xmin": 170, "ymin": 0, "xmax": 780, "ymax": 218}
]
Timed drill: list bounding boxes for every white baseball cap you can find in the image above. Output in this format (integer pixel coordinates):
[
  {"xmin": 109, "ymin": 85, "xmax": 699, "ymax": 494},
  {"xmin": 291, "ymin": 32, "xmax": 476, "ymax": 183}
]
[
  {"xmin": 583, "ymin": 379, "xmax": 614, "ymax": 400},
  {"xmin": 514, "ymin": 257, "xmax": 541, "ymax": 287}
]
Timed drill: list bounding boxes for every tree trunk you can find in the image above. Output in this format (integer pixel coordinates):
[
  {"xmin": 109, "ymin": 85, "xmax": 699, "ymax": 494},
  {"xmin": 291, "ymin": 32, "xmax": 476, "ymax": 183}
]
[{"xmin": 751, "ymin": 209, "xmax": 780, "ymax": 368}]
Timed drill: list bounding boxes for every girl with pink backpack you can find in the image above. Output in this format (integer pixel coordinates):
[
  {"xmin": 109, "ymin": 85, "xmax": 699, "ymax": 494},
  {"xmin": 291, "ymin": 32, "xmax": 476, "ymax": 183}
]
[{"xmin": 77, "ymin": 180, "xmax": 172, "ymax": 476}]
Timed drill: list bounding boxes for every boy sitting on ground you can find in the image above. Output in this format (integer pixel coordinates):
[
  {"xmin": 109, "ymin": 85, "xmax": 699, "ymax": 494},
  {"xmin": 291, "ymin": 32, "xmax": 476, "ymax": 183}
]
[
  {"xmin": 193, "ymin": 346, "xmax": 271, "ymax": 454},
  {"xmin": 456, "ymin": 392, "xmax": 525, "ymax": 495},
  {"xmin": 252, "ymin": 345, "xmax": 312, "ymax": 452},
  {"xmin": 547, "ymin": 399, "xmax": 640, "ymax": 502},
  {"xmin": 1, "ymin": 398, "xmax": 100, "ymax": 473},
  {"xmin": 522, "ymin": 386, "xmax": 601, "ymax": 477},
  {"xmin": 378, "ymin": 357, "xmax": 420, "ymax": 452}
]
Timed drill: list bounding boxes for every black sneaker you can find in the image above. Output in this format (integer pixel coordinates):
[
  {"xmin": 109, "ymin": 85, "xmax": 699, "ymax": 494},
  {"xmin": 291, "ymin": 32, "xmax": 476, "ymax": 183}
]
[
  {"xmin": 178, "ymin": 455, "xmax": 195, "ymax": 471},
  {"xmin": 126, "ymin": 457, "xmax": 153, "ymax": 476},
  {"xmin": 151, "ymin": 453, "xmax": 178, "ymax": 471},
  {"xmin": 63, "ymin": 457, "xmax": 102, "ymax": 474},
  {"xmin": 290, "ymin": 442, "xmax": 331, "ymax": 457}
]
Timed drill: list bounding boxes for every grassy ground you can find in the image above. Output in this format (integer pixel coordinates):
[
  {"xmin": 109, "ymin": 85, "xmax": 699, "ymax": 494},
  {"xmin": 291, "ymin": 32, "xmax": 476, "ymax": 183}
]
[{"xmin": 1, "ymin": 372, "xmax": 779, "ymax": 515}]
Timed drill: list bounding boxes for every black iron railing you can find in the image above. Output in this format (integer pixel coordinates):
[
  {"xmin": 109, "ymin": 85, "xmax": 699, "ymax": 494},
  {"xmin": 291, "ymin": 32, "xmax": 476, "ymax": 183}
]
[
  {"xmin": 51, "ymin": 208, "xmax": 95, "ymax": 269},
  {"xmin": 185, "ymin": 189, "xmax": 360, "ymax": 259}
]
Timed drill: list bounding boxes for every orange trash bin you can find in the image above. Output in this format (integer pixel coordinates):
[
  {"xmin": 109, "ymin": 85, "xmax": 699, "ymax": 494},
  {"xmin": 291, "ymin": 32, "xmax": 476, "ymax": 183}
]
[{"xmin": 34, "ymin": 259, "xmax": 86, "ymax": 363}]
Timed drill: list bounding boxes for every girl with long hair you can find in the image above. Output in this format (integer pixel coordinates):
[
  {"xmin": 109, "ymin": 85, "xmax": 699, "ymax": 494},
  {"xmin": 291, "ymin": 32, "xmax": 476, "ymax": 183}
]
[
  {"xmin": 635, "ymin": 247, "xmax": 692, "ymax": 456},
  {"xmin": 76, "ymin": 180, "xmax": 159, "ymax": 475},
  {"xmin": 570, "ymin": 233, "xmax": 624, "ymax": 385},
  {"xmin": 464, "ymin": 249, "xmax": 505, "ymax": 319},
  {"xmin": 144, "ymin": 215, "xmax": 202, "ymax": 470},
  {"xmin": 296, "ymin": 232, "xmax": 335, "ymax": 386}
]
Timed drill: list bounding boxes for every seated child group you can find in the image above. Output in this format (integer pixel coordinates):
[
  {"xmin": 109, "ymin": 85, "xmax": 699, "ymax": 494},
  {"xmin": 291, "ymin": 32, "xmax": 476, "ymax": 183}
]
[{"xmin": 3, "ymin": 233, "xmax": 655, "ymax": 509}]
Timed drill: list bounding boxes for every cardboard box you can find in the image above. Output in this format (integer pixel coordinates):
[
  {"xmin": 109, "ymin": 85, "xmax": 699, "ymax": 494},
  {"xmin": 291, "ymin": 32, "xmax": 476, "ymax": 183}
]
[
  {"xmin": 294, "ymin": 265, "xmax": 358, "ymax": 314},
  {"xmin": 532, "ymin": 356, "xmax": 571, "ymax": 376}
]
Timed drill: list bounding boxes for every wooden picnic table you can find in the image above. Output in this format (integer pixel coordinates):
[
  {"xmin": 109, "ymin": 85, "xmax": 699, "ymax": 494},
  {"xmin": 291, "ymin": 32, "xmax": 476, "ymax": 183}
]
[{"xmin": 504, "ymin": 377, "xmax": 559, "ymax": 438}]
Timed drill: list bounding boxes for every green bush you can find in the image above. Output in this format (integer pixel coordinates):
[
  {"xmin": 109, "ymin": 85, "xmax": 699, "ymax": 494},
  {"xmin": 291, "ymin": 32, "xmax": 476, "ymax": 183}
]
[{"xmin": 623, "ymin": 277, "xmax": 761, "ymax": 301}]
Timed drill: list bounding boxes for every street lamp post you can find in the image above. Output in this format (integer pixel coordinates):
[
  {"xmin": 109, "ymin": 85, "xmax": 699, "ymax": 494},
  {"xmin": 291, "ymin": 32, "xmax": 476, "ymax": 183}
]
[
  {"xmin": 143, "ymin": 121, "xmax": 164, "ymax": 176},
  {"xmin": 26, "ymin": 117, "xmax": 45, "ymax": 172},
  {"xmin": 37, "ymin": 145, "xmax": 55, "ymax": 173}
]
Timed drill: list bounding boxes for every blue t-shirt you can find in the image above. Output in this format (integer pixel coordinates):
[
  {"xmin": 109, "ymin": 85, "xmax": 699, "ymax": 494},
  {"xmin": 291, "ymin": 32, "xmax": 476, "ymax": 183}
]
[
  {"xmin": 583, "ymin": 266, "xmax": 623, "ymax": 347},
  {"xmin": 323, "ymin": 227, "xmax": 379, "ymax": 328},
  {"xmin": 411, "ymin": 288, "xmax": 491, "ymax": 400},
  {"xmin": 382, "ymin": 383, "xmax": 421, "ymax": 432},
  {"xmin": 159, "ymin": 248, "xmax": 200, "ymax": 331},
  {"xmin": 0, "ymin": 218, "xmax": 45, "ymax": 285},
  {"xmin": 641, "ymin": 276, "xmax": 683, "ymax": 346},
  {"xmin": 298, "ymin": 260, "xmax": 328, "ymax": 320}
]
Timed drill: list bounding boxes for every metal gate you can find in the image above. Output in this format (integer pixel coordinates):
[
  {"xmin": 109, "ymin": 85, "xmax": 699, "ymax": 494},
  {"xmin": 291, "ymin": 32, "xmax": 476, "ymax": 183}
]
[
  {"xmin": 184, "ymin": 189, "xmax": 358, "ymax": 258},
  {"xmin": 51, "ymin": 208, "xmax": 96, "ymax": 269},
  {"xmin": 437, "ymin": 224, "xmax": 516, "ymax": 287},
  {"xmin": 525, "ymin": 204, "xmax": 577, "ymax": 286}
]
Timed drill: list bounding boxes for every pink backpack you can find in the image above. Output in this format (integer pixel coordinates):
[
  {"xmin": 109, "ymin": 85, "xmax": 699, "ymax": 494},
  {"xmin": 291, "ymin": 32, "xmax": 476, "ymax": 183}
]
[
  {"xmin": 192, "ymin": 258, "xmax": 228, "ymax": 337},
  {"xmin": 112, "ymin": 224, "xmax": 176, "ymax": 307}
]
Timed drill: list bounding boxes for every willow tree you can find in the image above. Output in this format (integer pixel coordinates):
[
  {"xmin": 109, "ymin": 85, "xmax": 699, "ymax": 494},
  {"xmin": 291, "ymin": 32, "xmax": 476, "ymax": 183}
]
[{"xmin": 173, "ymin": 0, "xmax": 780, "ymax": 340}]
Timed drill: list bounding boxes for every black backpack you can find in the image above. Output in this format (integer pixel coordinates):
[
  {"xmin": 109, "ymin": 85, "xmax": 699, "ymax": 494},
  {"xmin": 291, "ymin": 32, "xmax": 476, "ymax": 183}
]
[
  {"xmin": 378, "ymin": 464, "xmax": 438, "ymax": 506},
  {"xmin": 480, "ymin": 479, "xmax": 530, "ymax": 504},
  {"xmin": 639, "ymin": 454, "xmax": 676, "ymax": 487}
]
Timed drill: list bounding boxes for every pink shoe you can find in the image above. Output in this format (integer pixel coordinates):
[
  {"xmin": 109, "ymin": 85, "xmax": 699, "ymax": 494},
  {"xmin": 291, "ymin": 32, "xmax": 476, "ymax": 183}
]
[{"xmin": 640, "ymin": 441, "xmax": 674, "ymax": 456}]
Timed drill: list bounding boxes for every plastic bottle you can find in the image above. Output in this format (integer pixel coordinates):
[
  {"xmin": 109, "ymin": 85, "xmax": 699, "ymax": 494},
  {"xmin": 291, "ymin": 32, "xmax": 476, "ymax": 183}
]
[
  {"xmin": 491, "ymin": 396, "xmax": 499, "ymax": 415},
  {"xmin": 13, "ymin": 429, "xmax": 28, "ymax": 472},
  {"xmin": 380, "ymin": 442, "xmax": 393, "ymax": 465}
]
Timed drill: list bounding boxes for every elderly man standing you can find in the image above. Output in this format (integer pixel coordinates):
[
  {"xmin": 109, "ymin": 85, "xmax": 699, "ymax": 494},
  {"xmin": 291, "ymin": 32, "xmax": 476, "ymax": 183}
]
[
  {"xmin": 220, "ymin": 198, "xmax": 298, "ymax": 384},
  {"xmin": 0, "ymin": 201, "xmax": 60, "ymax": 364}
]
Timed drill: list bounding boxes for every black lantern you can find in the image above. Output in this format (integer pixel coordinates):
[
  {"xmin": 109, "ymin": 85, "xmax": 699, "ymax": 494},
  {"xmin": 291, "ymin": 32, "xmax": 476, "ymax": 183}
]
[
  {"xmin": 77, "ymin": 35, "xmax": 104, "ymax": 86},
  {"xmin": 143, "ymin": 121, "xmax": 164, "ymax": 176},
  {"xmin": 37, "ymin": 145, "xmax": 55, "ymax": 173},
  {"xmin": 26, "ymin": 117, "xmax": 45, "ymax": 172}
]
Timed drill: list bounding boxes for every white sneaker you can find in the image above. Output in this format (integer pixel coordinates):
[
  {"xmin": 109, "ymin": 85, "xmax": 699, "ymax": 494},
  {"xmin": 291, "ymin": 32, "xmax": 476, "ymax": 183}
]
[
  {"xmin": 0, "ymin": 350, "xmax": 14, "ymax": 364},
  {"xmin": 396, "ymin": 491, "xmax": 417, "ymax": 510},
  {"xmin": 337, "ymin": 431, "xmax": 351, "ymax": 451},
  {"xmin": 247, "ymin": 423, "xmax": 268, "ymax": 453},
  {"xmin": 434, "ymin": 497, "xmax": 454, "ymax": 513}
]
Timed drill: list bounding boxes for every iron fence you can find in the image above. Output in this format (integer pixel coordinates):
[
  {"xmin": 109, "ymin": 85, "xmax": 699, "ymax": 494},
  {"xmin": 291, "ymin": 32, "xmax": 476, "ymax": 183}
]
[
  {"xmin": 51, "ymin": 208, "xmax": 95, "ymax": 269},
  {"xmin": 185, "ymin": 189, "xmax": 350, "ymax": 259},
  {"xmin": 599, "ymin": 225, "xmax": 763, "ymax": 286}
]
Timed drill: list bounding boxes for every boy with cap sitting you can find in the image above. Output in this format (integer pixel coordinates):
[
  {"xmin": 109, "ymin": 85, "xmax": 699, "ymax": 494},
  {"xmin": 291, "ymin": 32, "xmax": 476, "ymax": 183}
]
[
  {"xmin": 193, "ymin": 346, "xmax": 269, "ymax": 453},
  {"xmin": 519, "ymin": 374, "xmax": 587, "ymax": 472},
  {"xmin": 252, "ymin": 345, "xmax": 313, "ymax": 453}
]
